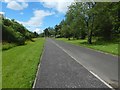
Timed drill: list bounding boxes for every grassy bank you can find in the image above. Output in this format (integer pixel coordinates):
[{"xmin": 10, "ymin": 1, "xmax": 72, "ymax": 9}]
[
  {"xmin": 0, "ymin": 43, "xmax": 2, "ymax": 89},
  {"xmin": 56, "ymin": 38, "xmax": 118, "ymax": 56},
  {"xmin": 2, "ymin": 43, "xmax": 17, "ymax": 51},
  {"xmin": 2, "ymin": 38, "xmax": 45, "ymax": 88}
]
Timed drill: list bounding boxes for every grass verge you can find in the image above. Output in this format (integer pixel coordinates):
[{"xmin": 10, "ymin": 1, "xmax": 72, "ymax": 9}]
[
  {"xmin": 2, "ymin": 43, "xmax": 17, "ymax": 51},
  {"xmin": 0, "ymin": 43, "xmax": 2, "ymax": 89},
  {"xmin": 2, "ymin": 38, "xmax": 45, "ymax": 88},
  {"xmin": 56, "ymin": 38, "xmax": 118, "ymax": 56}
]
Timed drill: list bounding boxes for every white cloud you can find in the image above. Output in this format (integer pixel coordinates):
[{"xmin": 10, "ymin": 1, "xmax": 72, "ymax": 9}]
[
  {"xmin": 39, "ymin": 0, "xmax": 74, "ymax": 13},
  {"xmin": 0, "ymin": 12, "xmax": 5, "ymax": 15},
  {"xmin": 18, "ymin": 9, "xmax": 54, "ymax": 34},
  {"xmin": 33, "ymin": 28, "xmax": 43, "ymax": 34},
  {"xmin": 3, "ymin": 0, "xmax": 73, "ymax": 12},
  {"xmin": 2, "ymin": 0, "xmax": 74, "ymax": 33},
  {"xmin": 6, "ymin": 1, "xmax": 28, "ymax": 10},
  {"xmin": 22, "ymin": 9, "xmax": 55, "ymax": 27}
]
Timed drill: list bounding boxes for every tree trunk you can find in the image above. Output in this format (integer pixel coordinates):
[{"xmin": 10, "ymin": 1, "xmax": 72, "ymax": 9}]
[
  {"xmin": 88, "ymin": 14, "xmax": 94, "ymax": 44},
  {"xmin": 68, "ymin": 37, "xmax": 70, "ymax": 40},
  {"xmin": 86, "ymin": 20, "xmax": 92, "ymax": 44},
  {"xmin": 88, "ymin": 30, "xmax": 92, "ymax": 44}
]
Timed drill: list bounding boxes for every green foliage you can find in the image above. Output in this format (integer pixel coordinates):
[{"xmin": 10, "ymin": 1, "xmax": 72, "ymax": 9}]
[
  {"xmin": 2, "ymin": 25, "xmax": 25, "ymax": 45},
  {"xmin": 2, "ymin": 43, "xmax": 16, "ymax": 51},
  {"xmin": 57, "ymin": 38, "xmax": 118, "ymax": 55},
  {"xmin": 43, "ymin": 27, "xmax": 57, "ymax": 37},
  {"xmin": 50, "ymin": 2, "xmax": 120, "ymax": 43},
  {"xmin": 3, "ymin": 18, "xmax": 13, "ymax": 26},
  {"xmin": 44, "ymin": 28, "xmax": 50, "ymax": 37},
  {"xmin": 2, "ymin": 18, "xmax": 39, "ymax": 45},
  {"xmin": 39, "ymin": 33, "xmax": 44, "ymax": 37}
]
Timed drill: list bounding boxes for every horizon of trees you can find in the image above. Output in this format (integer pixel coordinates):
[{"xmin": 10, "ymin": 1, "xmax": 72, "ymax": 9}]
[{"xmin": 41, "ymin": 2, "xmax": 120, "ymax": 44}]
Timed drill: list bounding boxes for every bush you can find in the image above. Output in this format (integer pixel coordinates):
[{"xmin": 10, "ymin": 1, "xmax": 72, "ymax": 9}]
[
  {"xmin": 2, "ymin": 43, "xmax": 16, "ymax": 51},
  {"xmin": 2, "ymin": 18, "xmax": 36, "ymax": 45},
  {"xmin": 16, "ymin": 36, "xmax": 25, "ymax": 45},
  {"xmin": 2, "ymin": 25, "xmax": 25, "ymax": 45}
]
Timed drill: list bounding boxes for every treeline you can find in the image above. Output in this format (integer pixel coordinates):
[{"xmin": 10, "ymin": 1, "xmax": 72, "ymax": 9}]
[
  {"xmin": 1, "ymin": 17, "xmax": 39, "ymax": 45},
  {"xmin": 42, "ymin": 2, "xmax": 120, "ymax": 44}
]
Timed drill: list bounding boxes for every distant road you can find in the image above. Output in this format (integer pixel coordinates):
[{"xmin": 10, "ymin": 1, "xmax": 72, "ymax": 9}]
[{"xmin": 34, "ymin": 38, "xmax": 118, "ymax": 88}]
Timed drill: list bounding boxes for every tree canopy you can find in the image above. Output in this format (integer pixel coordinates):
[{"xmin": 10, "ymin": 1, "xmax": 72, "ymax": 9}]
[{"xmin": 43, "ymin": 2, "xmax": 120, "ymax": 44}]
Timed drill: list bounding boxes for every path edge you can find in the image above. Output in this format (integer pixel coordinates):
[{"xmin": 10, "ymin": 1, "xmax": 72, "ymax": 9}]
[{"xmin": 32, "ymin": 39, "xmax": 46, "ymax": 88}]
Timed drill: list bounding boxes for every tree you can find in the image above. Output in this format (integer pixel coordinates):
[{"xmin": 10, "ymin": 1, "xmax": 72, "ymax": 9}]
[
  {"xmin": 93, "ymin": 2, "xmax": 116, "ymax": 40},
  {"xmin": 44, "ymin": 28, "xmax": 50, "ymax": 37},
  {"xmin": 45, "ymin": 2, "xmax": 120, "ymax": 43},
  {"xmin": 64, "ymin": 2, "xmax": 87, "ymax": 40},
  {"xmin": 33, "ymin": 32, "xmax": 39, "ymax": 37},
  {"xmin": 54, "ymin": 25, "xmax": 61, "ymax": 37},
  {"xmin": 48, "ymin": 27, "xmax": 55, "ymax": 37}
]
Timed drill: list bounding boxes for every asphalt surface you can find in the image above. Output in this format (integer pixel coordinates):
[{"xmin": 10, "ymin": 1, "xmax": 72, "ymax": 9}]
[
  {"xmin": 34, "ymin": 38, "xmax": 118, "ymax": 88},
  {"xmin": 54, "ymin": 39, "xmax": 118, "ymax": 88}
]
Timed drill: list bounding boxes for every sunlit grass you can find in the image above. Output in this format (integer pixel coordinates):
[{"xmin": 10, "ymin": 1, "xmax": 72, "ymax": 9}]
[
  {"xmin": 2, "ymin": 38, "xmax": 45, "ymax": 88},
  {"xmin": 2, "ymin": 43, "xmax": 17, "ymax": 51},
  {"xmin": 56, "ymin": 38, "xmax": 118, "ymax": 55},
  {"xmin": 0, "ymin": 43, "xmax": 2, "ymax": 89}
]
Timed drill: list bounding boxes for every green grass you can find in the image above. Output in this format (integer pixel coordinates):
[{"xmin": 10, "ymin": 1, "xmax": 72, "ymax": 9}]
[
  {"xmin": 0, "ymin": 43, "xmax": 2, "ymax": 89},
  {"xmin": 2, "ymin": 38, "xmax": 45, "ymax": 88},
  {"xmin": 56, "ymin": 38, "xmax": 119, "ymax": 56},
  {"xmin": 2, "ymin": 43, "xmax": 17, "ymax": 51}
]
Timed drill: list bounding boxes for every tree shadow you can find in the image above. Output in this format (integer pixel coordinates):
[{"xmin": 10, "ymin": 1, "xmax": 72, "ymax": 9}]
[
  {"xmin": 79, "ymin": 39, "xmax": 119, "ymax": 45},
  {"xmin": 30, "ymin": 39, "xmax": 35, "ymax": 42}
]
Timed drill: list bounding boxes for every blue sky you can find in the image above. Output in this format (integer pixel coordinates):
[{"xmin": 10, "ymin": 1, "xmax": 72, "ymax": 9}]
[{"xmin": 1, "ymin": 0, "xmax": 74, "ymax": 33}]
